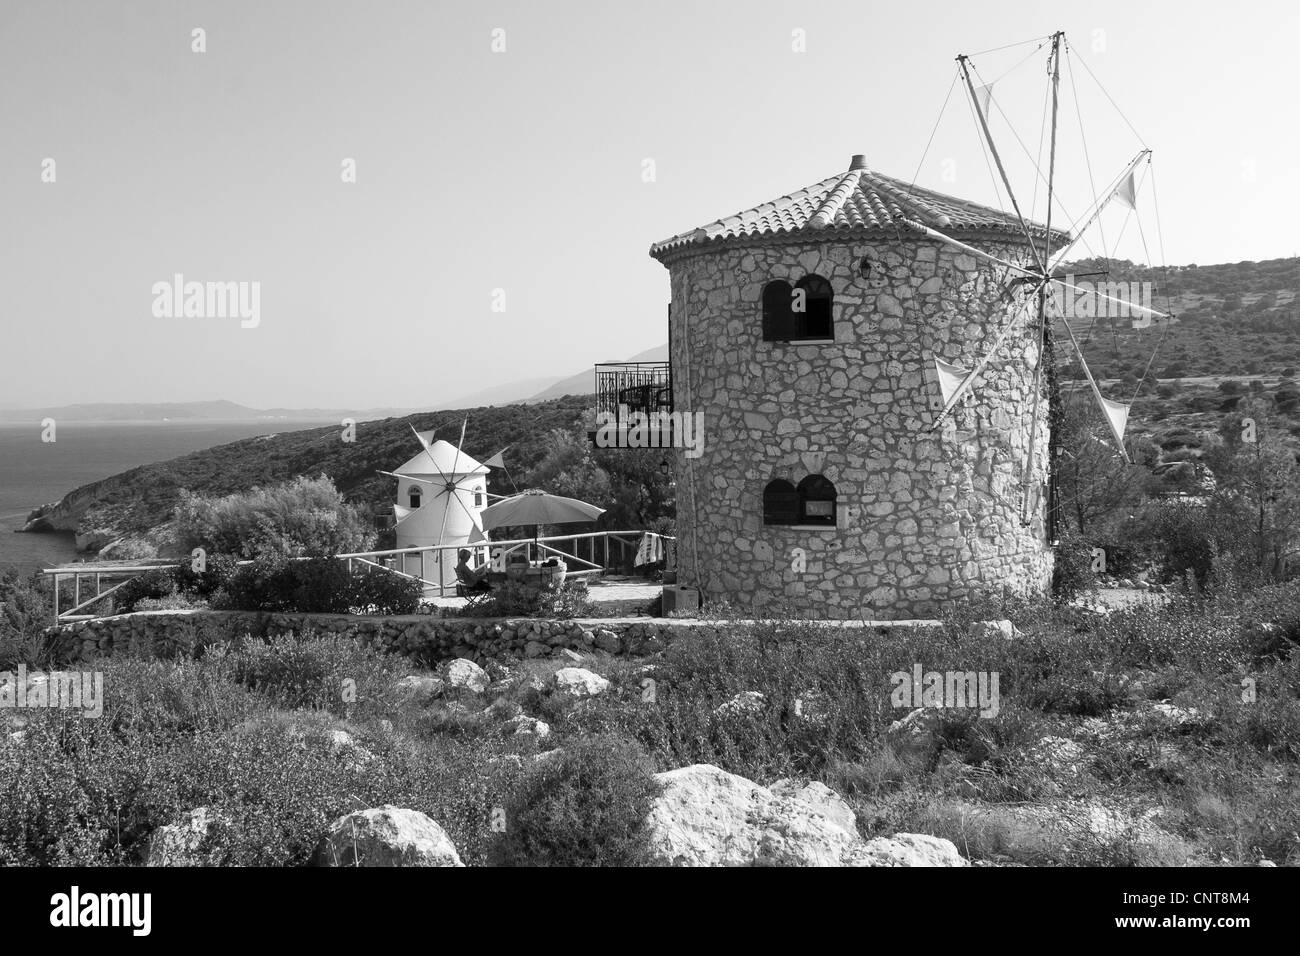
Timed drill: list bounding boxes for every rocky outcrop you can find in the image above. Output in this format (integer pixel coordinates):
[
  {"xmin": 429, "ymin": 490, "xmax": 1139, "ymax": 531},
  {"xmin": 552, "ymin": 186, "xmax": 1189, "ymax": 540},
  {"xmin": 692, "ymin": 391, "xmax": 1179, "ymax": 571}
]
[
  {"xmin": 313, "ymin": 806, "xmax": 463, "ymax": 867},
  {"xmin": 551, "ymin": 667, "xmax": 610, "ymax": 700},
  {"xmin": 145, "ymin": 807, "xmax": 231, "ymax": 866},
  {"xmin": 443, "ymin": 659, "xmax": 489, "ymax": 696},
  {"xmin": 643, "ymin": 764, "xmax": 965, "ymax": 867}
]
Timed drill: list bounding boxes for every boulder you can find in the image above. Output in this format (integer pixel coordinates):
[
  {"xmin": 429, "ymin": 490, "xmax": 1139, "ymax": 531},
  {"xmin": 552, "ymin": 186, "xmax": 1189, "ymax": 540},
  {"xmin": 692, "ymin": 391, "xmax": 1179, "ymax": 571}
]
[
  {"xmin": 593, "ymin": 628, "xmax": 622, "ymax": 653},
  {"xmin": 393, "ymin": 675, "xmax": 444, "ymax": 704},
  {"xmin": 145, "ymin": 807, "xmax": 231, "ymax": 866},
  {"xmin": 1150, "ymin": 701, "xmax": 1205, "ymax": 726},
  {"xmin": 504, "ymin": 715, "xmax": 551, "ymax": 741},
  {"xmin": 712, "ymin": 690, "xmax": 766, "ymax": 719},
  {"xmin": 1028, "ymin": 735, "xmax": 1086, "ymax": 776},
  {"xmin": 552, "ymin": 667, "xmax": 610, "ymax": 699},
  {"xmin": 645, "ymin": 764, "xmax": 920, "ymax": 867},
  {"xmin": 857, "ymin": 833, "xmax": 967, "ymax": 867},
  {"xmin": 328, "ymin": 729, "xmax": 376, "ymax": 767},
  {"xmin": 486, "ymin": 697, "xmax": 523, "ymax": 721},
  {"xmin": 970, "ymin": 619, "xmax": 1021, "ymax": 640},
  {"xmin": 314, "ymin": 806, "xmax": 463, "ymax": 867},
  {"xmin": 770, "ymin": 780, "xmax": 857, "ymax": 834},
  {"xmin": 443, "ymin": 659, "xmax": 489, "ymax": 696}
]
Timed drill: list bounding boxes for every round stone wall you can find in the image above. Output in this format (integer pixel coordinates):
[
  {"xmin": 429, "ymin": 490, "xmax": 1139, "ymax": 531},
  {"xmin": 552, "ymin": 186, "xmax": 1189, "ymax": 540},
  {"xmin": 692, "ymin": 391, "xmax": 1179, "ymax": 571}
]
[{"xmin": 664, "ymin": 235, "xmax": 1053, "ymax": 619}]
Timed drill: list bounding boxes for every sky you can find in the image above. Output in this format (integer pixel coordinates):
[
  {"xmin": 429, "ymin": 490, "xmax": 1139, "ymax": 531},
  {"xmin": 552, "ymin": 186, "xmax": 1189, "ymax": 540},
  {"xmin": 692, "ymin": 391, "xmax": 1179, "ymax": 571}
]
[{"xmin": 2, "ymin": 0, "xmax": 1297, "ymax": 411}]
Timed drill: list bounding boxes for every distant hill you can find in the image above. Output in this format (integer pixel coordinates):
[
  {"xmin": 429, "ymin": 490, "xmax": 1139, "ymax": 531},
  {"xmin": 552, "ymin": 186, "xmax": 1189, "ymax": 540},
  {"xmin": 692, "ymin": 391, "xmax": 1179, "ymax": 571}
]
[
  {"xmin": 0, "ymin": 400, "xmax": 423, "ymax": 424},
  {"xmin": 528, "ymin": 343, "xmax": 670, "ymax": 403},
  {"xmin": 431, "ymin": 342, "xmax": 668, "ymax": 408},
  {"xmin": 21, "ymin": 395, "xmax": 593, "ymax": 556},
  {"xmin": 434, "ymin": 376, "xmax": 563, "ymax": 410},
  {"xmin": 1056, "ymin": 257, "xmax": 1300, "ymax": 381}
]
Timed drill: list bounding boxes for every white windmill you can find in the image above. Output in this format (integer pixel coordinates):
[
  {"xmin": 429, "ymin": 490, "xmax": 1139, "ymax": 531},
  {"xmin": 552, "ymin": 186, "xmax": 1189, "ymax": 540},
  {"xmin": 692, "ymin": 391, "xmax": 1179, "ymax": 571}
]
[{"xmin": 379, "ymin": 422, "xmax": 507, "ymax": 589}]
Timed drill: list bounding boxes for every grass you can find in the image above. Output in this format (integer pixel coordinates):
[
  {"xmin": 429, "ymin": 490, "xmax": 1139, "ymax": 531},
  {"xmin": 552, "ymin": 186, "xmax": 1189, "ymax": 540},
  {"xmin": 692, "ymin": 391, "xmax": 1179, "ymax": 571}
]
[{"xmin": 1, "ymin": 585, "xmax": 1297, "ymax": 866}]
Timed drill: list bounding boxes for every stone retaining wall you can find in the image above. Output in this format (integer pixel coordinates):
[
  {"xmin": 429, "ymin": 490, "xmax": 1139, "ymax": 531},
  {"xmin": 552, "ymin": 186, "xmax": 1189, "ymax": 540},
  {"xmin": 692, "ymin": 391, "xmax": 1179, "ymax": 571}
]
[
  {"xmin": 44, "ymin": 610, "xmax": 713, "ymax": 665},
  {"xmin": 44, "ymin": 610, "xmax": 937, "ymax": 666}
]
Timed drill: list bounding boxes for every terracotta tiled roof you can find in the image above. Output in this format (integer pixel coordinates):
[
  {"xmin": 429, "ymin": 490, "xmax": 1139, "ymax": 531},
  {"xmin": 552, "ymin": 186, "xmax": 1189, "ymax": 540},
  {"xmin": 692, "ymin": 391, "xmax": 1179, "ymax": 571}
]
[{"xmin": 649, "ymin": 155, "xmax": 1068, "ymax": 259}]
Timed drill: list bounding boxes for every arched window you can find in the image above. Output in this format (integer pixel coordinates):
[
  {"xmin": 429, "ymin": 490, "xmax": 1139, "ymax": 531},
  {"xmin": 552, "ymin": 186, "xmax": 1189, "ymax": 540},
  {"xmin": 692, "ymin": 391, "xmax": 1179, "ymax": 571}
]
[
  {"xmin": 762, "ymin": 280, "xmax": 795, "ymax": 342},
  {"xmin": 794, "ymin": 275, "xmax": 834, "ymax": 340},
  {"xmin": 763, "ymin": 478, "xmax": 799, "ymax": 525},
  {"xmin": 409, "ymin": 486, "xmax": 422, "ymax": 509},
  {"xmin": 797, "ymin": 474, "xmax": 837, "ymax": 526}
]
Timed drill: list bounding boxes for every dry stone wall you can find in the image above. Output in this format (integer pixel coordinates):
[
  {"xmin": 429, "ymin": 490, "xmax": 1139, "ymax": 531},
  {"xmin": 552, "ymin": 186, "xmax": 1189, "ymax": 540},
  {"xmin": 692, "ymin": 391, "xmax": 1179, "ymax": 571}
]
[
  {"xmin": 44, "ymin": 610, "xmax": 700, "ymax": 666},
  {"xmin": 664, "ymin": 235, "xmax": 1053, "ymax": 619}
]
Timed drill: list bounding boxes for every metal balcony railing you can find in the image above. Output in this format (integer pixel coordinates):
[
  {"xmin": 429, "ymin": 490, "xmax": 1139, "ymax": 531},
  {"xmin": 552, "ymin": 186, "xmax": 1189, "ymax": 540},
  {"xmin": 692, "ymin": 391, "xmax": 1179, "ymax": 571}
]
[{"xmin": 594, "ymin": 362, "xmax": 672, "ymax": 419}]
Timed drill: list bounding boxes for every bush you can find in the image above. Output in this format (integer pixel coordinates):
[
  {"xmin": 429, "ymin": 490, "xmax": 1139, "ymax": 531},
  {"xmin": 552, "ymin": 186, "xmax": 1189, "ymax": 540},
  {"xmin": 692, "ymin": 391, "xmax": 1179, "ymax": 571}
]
[
  {"xmin": 173, "ymin": 475, "xmax": 375, "ymax": 560},
  {"xmin": 224, "ymin": 631, "xmax": 402, "ymax": 716},
  {"xmin": 171, "ymin": 553, "xmax": 241, "ymax": 599},
  {"xmin": 215, "ymin": 558, "xmax": 421, "ymax": 615},
  {"xmin": 110, "ymin": 569, "xmax": 178, "ymax": 614},
  {"xmin": 458, "ymin": 580, "xmax": 590, "ymax": 619},
  {"xmin": 1051, "ymin": 531, "xmax": 1097, "ymax": 601},
  {"xmin": 0, "ymin": 572, "xmax": 53, "ymax": 669},
  {"xmin": 349, "ymin": 569, "xmax": 423, "ymax": 615},
  {"xmin": 492, "ymin": 734, "xmax": 661, "ymax": 866}
]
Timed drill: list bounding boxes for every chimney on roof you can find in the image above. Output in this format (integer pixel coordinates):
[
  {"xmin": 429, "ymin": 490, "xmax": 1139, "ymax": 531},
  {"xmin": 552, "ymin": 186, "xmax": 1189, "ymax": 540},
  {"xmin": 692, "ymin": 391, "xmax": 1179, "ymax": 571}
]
[{"xmin": 848, "ymin": 154, "xmax": 868, "ymax": 170}]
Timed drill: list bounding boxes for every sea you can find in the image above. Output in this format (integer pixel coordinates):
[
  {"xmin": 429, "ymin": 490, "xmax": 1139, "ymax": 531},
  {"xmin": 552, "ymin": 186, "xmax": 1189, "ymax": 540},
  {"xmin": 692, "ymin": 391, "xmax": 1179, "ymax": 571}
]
[{"xmin": 0, "ymin": 420, "xmax": 335, "ymax": 575}]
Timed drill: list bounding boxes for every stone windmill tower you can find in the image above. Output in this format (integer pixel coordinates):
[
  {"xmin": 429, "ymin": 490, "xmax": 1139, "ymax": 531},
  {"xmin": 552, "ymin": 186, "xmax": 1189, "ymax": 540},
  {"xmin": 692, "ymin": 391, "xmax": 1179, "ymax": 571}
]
[{"xmin": 649, "ymin": 154, "xmax": 1069, "ymax": 619}]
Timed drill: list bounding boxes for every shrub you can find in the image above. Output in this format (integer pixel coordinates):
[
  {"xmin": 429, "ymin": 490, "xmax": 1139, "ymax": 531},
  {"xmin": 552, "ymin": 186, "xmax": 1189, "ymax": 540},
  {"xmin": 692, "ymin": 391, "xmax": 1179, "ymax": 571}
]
[
  {"xmin": 173, "ymin": 475, "xmax": 375, "ymax": 560},
  {"xmin": 216, "ymin": 555, "xmax": 299, "ymax": 612},
  {"xmin": 537, "ymin": 580, "xmax": 592, "ymax": 619},
  {"xmin": 111, "ymin": 569, "xmax": 178, "ymax": 614},
  {"xmin": 171, "ymin": 553, "xmax": 241, "ymax": 599},
  {"xmin": 492, "ymin": 734, "xmax": 661, "ymax": 866},
  {"xmin": 1051, "ymin": 530, "xmax": 1097, "ymax": 601},
  {"xmin": 225, "ymin": 631, "xmax": 402, "ymax": 716},
  {"xmin": 215, "ymin": 558, "xmax": 421, "ymax": 615},
  {"xmin": 349, "ymin": 569, "xmax": 422, "ymax": 615},
  {"xmin": 458, "ymin": 580, "xmax": 590, "ymax": 619},
  {"xmin": 0, "ymin": 572, "xmax": 53, "ymax": 669}
]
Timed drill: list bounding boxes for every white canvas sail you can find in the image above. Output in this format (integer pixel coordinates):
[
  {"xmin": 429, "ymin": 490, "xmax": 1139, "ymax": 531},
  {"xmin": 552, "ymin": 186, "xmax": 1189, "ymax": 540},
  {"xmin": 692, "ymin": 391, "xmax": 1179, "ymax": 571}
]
[
  {"xmin": 934, "ymin": 357, "xmax": 972, "ymax": 407},
  {"xmin": 1098, "ymin": 394, "xmax": 1131, "ymax": 451}
]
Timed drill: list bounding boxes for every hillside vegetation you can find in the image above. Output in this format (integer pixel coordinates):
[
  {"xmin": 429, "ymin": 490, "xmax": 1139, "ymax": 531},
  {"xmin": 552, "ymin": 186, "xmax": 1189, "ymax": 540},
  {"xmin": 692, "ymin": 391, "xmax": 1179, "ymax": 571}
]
[{"xmin": 24, "ymin": 396, "xmax": 596, "ymax": 557}]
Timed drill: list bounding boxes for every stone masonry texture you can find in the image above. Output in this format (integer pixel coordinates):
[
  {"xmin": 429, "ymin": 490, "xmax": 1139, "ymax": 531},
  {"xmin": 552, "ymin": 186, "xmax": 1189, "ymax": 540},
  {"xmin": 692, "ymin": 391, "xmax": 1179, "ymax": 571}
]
[{"xmin": 661, "ymin": 235, "xmax": 1053, "ymax": 619}]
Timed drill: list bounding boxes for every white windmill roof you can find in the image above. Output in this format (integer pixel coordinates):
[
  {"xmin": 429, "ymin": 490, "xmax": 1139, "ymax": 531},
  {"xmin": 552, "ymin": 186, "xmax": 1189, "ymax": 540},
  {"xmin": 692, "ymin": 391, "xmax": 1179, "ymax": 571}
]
[{"xmin": 396, "ymin": 434, "xmax": 489, "ymax": 477}]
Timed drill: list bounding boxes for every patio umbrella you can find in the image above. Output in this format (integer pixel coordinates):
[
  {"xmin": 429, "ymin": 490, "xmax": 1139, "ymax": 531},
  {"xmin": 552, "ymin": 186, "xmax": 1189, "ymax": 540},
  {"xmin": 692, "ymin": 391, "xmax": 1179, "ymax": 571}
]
[{"xmin": 480, "ymin": 489, "xmax": 605, "ymax": 559}]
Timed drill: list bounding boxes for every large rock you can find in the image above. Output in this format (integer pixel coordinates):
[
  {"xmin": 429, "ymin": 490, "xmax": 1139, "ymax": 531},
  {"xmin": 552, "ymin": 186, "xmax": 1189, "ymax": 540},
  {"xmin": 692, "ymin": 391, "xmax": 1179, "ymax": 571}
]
[
  {"xmin": 593, "ymin": 628, "xmax": 622, "ymax": 653},
  {"xmin": 145, "ymin": 807, "xmax": 230, "ymax": 866},
  {"xmin": 504, "ymin": 714, "xmax": 551, "ymax": 741},
  {"xmin": 552, "ymin": 667, "xmax": 609, "ymax": 699},
  {"xmin": 314, "ymin": 806, "xmax": 463, "ymax": 867},
  {"xmin": 644, "ymin": 764, "xmax": 959, "ymax": 866},
  {"xmin": 858, "ymin": 833, "xmax": 967, "ymax": 867},
  {"xmin": 443, "ymin": 659, "xmax": 489, "ymax": 696},
  {"xmin": 770, "ymin": 780, "xmax": 857, "ymax": 834},
  {"xmin": 393, "ymin": 675, "xmax": 444, "ymax": 704}
]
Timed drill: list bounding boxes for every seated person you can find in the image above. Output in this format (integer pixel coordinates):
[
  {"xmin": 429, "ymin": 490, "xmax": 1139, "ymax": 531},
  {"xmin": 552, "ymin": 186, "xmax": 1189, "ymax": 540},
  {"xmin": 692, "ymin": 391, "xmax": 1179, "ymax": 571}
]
[{"xmin": 455, "ymin": 549, "xmax": 491, "ymax": 593}]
